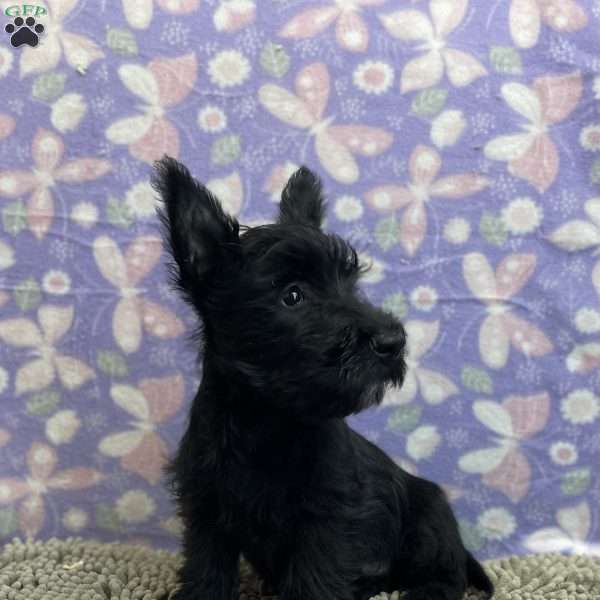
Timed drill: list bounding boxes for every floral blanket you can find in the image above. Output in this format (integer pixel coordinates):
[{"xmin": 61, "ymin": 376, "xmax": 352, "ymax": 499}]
[{"xmin": 0, "ymin": 0, "xmax": 599, "ymax": 558}]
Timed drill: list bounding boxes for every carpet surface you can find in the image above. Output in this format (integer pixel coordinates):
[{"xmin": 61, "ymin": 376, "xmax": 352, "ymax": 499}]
[{"xmin": 1, "ymin": 538, "xmax": 599, "ymax": 600}]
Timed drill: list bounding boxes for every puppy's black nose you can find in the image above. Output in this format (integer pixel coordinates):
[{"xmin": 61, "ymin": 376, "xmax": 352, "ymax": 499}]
[{"xmin": 369, "ymin": 331, "xmax": 405, "ymax": 359}]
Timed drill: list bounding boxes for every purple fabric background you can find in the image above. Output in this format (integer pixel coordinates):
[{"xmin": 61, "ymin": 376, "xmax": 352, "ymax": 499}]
[{"xmin": 0, "ymin": 0, "xmax": 599, "ymax": 560}]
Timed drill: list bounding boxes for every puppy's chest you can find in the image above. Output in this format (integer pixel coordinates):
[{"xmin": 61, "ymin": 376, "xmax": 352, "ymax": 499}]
[{"xmin": 222, "ymin": 456, "xmax": 308, "ymax": 525}]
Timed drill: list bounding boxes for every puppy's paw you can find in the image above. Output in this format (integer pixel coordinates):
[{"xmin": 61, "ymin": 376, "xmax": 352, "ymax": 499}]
[{"xmin": 404, "ymin": 584, "xmax": 465, "ymax": 600}]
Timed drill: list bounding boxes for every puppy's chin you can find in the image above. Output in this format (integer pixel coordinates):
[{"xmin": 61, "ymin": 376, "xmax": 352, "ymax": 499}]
[{"xmin": 351, "ymin": 360, "xmax": 406, "ymax": 413}]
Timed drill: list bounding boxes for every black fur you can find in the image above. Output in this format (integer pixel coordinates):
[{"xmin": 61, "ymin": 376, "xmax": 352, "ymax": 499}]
[{"xmin": 153, "ymin": 157, "xmax": 494, "ymax": 600}]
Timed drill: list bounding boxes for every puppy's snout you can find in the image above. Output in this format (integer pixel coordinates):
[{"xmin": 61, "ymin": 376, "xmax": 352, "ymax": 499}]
[{"xmin": 369, "ymin": 330, "xmax": 405, "ymax": 360}]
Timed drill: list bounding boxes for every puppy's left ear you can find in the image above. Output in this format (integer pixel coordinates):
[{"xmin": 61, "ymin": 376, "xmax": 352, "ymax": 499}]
[
  {"xmin": 153, "ymin": 157, "xmax": 240, "ymax": 305},
  {"xmin": 278, "ymin": 166, "xmax": 325, "ymax": 228}
]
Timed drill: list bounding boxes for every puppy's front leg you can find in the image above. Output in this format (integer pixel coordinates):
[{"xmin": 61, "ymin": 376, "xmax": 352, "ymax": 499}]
[{"xmin": 172, "ymin": 529, "xmax": 239, "ymax": 600}]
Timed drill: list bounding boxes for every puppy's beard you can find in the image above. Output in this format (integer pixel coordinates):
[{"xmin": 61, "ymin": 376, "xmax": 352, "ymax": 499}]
[{"xmin": 354, "ymin": 381, "xmax": 386, "ymax": 413}]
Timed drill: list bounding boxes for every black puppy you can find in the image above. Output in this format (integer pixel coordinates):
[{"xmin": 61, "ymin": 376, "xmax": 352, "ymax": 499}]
[{"xmin": 153, "ymin": 157, "xmax": 494, "ymax": 600}]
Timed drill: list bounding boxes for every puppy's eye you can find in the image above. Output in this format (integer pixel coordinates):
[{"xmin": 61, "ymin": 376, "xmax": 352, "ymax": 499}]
[{"xmin": 281, "ymin": 285, "xmax": 304, "ymax": 307}]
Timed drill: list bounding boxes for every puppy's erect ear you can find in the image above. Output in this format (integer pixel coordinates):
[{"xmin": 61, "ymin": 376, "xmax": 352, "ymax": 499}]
[
  {"xmin": 278, "ymin": 166, "xmax": 325, "ymax": 228},
  {"xmin": 153, "ymin": 157, "xmax": 240, "ymax": 301}
]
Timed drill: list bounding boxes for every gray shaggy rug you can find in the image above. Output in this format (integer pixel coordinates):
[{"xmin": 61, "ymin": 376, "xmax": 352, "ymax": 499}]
[{"xmin": 0, "ymin": 537, "xmax": 599, "ymax": 599}]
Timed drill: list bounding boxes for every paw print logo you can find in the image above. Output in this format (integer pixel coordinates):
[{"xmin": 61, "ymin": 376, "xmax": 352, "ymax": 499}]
[{"xmin": 5, "ymin": 16, "xmax": 44, "ymax": 48}]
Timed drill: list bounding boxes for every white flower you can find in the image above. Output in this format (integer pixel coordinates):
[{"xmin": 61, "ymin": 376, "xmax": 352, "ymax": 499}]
[
  {"xmin": 501, "ymin": 197, "xmax": 543, "ymax": 234},
  {"xmin": 561, "ymin": 389, "xmax": 600, "ymax": 425},
  {"xmin": 125, "ymin": 181, "xmax": 157, "ymax": 218},
  {"xmin": 353, "ymin": 61, "xmax": 394, "ymax": 95},
  {"xmin": 369, "ymin": 189, "xmax": 395, "ymax": 211},
  {"xmin": 62, "ymin": 508, "xmax": 89, "ymax": 532},
  {"xmin": 478, "ymin": 507, "xmax": 516, "ymax": 540},
  {"xmin": 116, "ymin": 490, "xmax": 156, "ymax": 523},
  {"xmin": 51, "ymin": 94, "xmax": 87, "ymax": 133},
  {"xmin": 410, "ymin": 286, "xmax": 438, "ymax": 312},
  {"xmin": 575, "ymin": 308, "xmax": 600, "ymax": 334},
  {"xmin": 443, "ymin": 217, "xmax": 470, "ymax": 244},
  {"xmin": 549, "ymin": 441, "xmax": 578, "ymax": 466},
  {"xmin": 580, "ymin": 124, "xmax": 600, "ymax": 151},
  {"xmin": 42, "ymin": 270, "xmax": 71, "ymax": 295},
  {"xmin": 359, "ymin": 253, "xmax": 385, "ymax": 284},
  {"xmin": 334, "ymin": 196, "xmax": 363, "ymax": 222},
  {"xmin": 0, "ymin": 240, "xmax": 15, "ymax": 270},
  {"xmin": 46, "ymin": 410, "xmax": 81, "ymax": 445},
  {"xmin": 406, "ymin": 425, "xmax": 441, "ymax": 461},
  {"xmin": 0, "ymin": 366, "xmax": 8, "ymax": 395},
  {"xmin": 71, "ymin": 202, "xmax": 98, "ymax": 228},
  {"xmin": 208, "ymin": 50, "xmax": 251, "ymax": 88},
  {"xmin": 431, "ymin": 110, "xmax": 466, "ymax": 149},
  {"xmin": 0, "ymin": 47, "xmax": 13, "ymax": 79},
  {"xmin": 197, "ymin": 105, "xmax": 227, "ymax": 133}
]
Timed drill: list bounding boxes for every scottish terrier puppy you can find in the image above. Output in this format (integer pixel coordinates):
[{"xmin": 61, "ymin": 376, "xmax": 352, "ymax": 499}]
[{"xmin": 153, "ymin": 157, "xmax": 494, "ymax": 600}]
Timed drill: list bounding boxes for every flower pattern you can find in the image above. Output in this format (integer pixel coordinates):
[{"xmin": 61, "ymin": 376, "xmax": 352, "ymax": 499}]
[
  {"xmin": 121, "ymin": 0, "xmax": 200, "ymax": 30},
  {"xmin": 0, "ymin": 129, "xmax": 110, "ymax": 239},
  {"xmin": 98, "ymin": 375, "xmax": 184, "ymax": 484},
  {"xmin": 459, "ymin": 392, "xmax": 550, "ymax": 502},
  {"xmin": 15, "ymin": 0, "xmax": 104, "ymax": 77},
  {"xmin": 0, "ymin": 305, "xmax": 95, "ymax": 396},
  {"xmin": 105, "ymin": 54, "xmax": 197, "ymax": 163},
  {"xmin": 380, "ymin": 0, "xmax": 488, "ymax": 92},
  {"xmin": 0, "ymin": 0, "xmax": 598, "ymax": 557},
  {"xmin": 279, "ymin": 0, "xmax": 386, "ymax": 53},
  {"xmin": 93, "ymin": 236, "xmax": 185, "ymax": 354},
  {"xmin": 259, "ymin": 62, "xmax": 393, "ymax": 183},
  {"xmin": 462, "ymin": 253, "xmax": 553, "ymax": 369},
  {"xmin": 484, "ymin": 72, "xmax": 582, "ymax": 192},
  {"xmin": 0, "ymin": 442, "xmax": 102, "ymax": 537},
  {"xmin": 365, "ymin": 145, "xmax": 489, "ymax": 256},
  {"xmin": 509, "ymin": 0, "xmax": 588, "ymax": 49}
]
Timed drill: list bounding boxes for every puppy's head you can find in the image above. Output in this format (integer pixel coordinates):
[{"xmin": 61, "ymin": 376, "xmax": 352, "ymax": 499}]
[{"xmin": 153, "ymin": 157, "xmax": 406, "ymax": 418}]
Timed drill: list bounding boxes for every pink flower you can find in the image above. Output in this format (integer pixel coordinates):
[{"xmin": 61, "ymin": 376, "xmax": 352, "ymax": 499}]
[
  {"xmin": 0, "ymin": 442, "xmax": 103, "ymax": 537},
  {"xmin": 0, "ymin": 129, "xmax": 111, "ymax": 239},
  {"xmin": 17, "ymin": 0, "xmax": 104, "ymax": 77},
  {"xmin": 279, "ymin": 0, "xmax": 386, "ymax": 53},
  {"xmin": 484, "ymin": 71, "xmax": 582, "ymax": 192},
  {"xmin": 460, "ymin": 393, "xmax": 550, "ymax": 502},
  {"xmin": 259, "ymin": 63, "xmax": 393, "ymax": 184},
  {"xmin": 462, "ymin": 253, "xmax": 553, "ymax": 369},
  {"xmin": 510, "ymin": 0, "xmax": 588, "ymax": 49},
  {"xmin": 98, "ymin": 375, "xmax": 184, "ymax": 484},
  {"xmin": 365, "ymin": 145, "xmax": 489, "ymax": 256},
  {"xmin": 0, "ymin": 305, "xmax": 96, "ymax": 396},
  {"xmin": 105, "ymin": 54, "xmax": 197, "ymax": 163},
  {"xmin": 93, "ymin": 235, "xmax": 185, "ymax": 354},
  {"xmin": 380, "ymin": 0, "xmax": 487, "ymax": 92}
]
